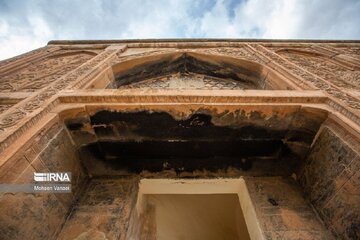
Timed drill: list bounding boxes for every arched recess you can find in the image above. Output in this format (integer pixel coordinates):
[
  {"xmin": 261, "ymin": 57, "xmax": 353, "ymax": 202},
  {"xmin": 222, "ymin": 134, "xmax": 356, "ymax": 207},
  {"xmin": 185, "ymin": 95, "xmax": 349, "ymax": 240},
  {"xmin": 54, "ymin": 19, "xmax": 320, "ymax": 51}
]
[
  {"xmin": 88, "ymin": 51, "xmax": 300, "ymax": 90},
  {"xmin": 60, "ymin": 103, "xmax": 329, "ymax": 176},
  {"xmin": 276, "ymin": 48, "xmax": 360, "ymax": 90}
]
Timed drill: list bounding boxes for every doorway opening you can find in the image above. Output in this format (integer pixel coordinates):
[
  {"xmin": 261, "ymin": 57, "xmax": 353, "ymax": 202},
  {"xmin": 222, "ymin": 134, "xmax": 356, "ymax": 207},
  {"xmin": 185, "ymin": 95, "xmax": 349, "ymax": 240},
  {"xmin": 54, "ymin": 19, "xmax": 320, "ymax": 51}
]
[{"xmin": 130, "ymin": 179, "xmax": 262, "ymax": 240}]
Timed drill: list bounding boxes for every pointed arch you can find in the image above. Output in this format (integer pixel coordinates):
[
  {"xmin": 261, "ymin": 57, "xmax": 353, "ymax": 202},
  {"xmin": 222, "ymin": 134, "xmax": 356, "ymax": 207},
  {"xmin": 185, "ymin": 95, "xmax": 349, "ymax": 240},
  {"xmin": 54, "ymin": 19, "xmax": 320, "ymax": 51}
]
[{"xmin": 108, "ymin": 51, "xmax": 299, "ymax": 90}]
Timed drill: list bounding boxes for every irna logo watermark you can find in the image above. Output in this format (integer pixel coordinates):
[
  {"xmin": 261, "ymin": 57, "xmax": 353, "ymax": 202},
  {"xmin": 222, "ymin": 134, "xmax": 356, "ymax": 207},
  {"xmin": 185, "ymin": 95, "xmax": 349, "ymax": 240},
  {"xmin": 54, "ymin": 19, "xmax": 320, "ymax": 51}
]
[{"xmin": 34, "ymin": 172, "xmax": 71, "ymax": 182}]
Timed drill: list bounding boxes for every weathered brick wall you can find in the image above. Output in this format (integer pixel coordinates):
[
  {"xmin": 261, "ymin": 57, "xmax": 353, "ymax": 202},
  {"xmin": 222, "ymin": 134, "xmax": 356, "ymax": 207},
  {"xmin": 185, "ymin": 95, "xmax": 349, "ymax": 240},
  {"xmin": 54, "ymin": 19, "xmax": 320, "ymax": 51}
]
[
  {"xmin": 0, "ymin": 122, "xmax": 86, "ymax": 240},
  {"xmin": 57, "ymin": 177, "xmax": 139, "ymax": 240},
  {"xmin": 299, "ymin": 125, "xmax": 360, "ymax": 239},
  {"xmin": 245, "ymin": 177, "xmax": 334, "ymax": 239}
]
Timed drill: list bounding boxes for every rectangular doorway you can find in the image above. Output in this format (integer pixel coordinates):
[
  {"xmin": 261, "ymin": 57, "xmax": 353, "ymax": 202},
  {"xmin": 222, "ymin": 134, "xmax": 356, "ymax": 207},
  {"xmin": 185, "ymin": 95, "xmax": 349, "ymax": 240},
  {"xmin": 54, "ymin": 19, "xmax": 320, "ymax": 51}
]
[{"xmin": 134, "ymin": 178, "xmax": 263, "ymax": 240}]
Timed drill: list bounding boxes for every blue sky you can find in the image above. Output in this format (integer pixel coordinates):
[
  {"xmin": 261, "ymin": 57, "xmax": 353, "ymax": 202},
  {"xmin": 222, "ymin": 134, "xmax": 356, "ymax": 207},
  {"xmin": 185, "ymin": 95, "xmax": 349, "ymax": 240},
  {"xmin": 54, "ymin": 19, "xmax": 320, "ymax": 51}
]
[{"xmin": 0, "ymin": 0, "xmax": 360, "ymax": 60}]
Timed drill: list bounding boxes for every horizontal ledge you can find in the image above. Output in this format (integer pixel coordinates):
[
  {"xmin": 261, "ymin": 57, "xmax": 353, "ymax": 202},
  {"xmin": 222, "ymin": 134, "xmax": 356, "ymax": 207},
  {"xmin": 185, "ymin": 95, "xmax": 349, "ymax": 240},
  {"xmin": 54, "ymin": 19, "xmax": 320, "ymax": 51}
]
[
  {"xmin": 58, "ymin": 90, "xmax": 327, "ymax": 104},
  {"xmin": 59, "ymin": 89, "xmax": 326, "ymax": 97}
]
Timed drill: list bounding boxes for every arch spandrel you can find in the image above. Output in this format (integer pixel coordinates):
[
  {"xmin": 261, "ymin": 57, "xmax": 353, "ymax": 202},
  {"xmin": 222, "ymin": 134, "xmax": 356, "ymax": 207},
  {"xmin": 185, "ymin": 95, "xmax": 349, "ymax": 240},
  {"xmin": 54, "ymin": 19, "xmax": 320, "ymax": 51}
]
[
  {"xmin": 0, "ymin": 49, "xmax": 100, "ymax": 92},
  {"xmin": 276, "ymin": 48, "xmax": 360, "ymax": 91}
]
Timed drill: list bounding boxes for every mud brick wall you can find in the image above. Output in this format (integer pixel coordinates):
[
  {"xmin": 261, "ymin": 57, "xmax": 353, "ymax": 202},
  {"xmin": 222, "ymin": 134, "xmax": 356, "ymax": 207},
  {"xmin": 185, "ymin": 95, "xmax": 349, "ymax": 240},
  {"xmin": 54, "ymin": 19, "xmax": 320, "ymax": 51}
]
[
  {"xmin": 0, "ymin": 122, "xmax": 86, "ymax": 240},
  {"xmin": 57, "ymin": 177, "xmax": 139, "ymax": 240},
  {"xmin": 245, "ymin": 177, "xmax": 333, "ymax": 239},
  {"xmin": 299, "ymin": 126, "xmax": 360, "ymax": 240}
]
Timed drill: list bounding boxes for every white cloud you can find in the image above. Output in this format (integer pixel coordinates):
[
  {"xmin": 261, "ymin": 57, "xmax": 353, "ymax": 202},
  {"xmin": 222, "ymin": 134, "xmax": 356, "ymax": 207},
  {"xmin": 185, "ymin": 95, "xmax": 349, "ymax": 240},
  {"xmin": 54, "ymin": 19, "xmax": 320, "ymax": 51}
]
[
  {"xmin": 0, "ymin": 0, "xmax": 359, "ymax": 60},
  {"xmin": 0, "ymin": 15, "xmax": 54, "ymax": 60},
  {"xmin": 198, "ymin": 1, "xmax": 238, "ymax": 38},
  {"xmin": 0, "ymin": 19, "xmax": 9, "ymax": 36},
  {"xmin": 29, "ymin": 16, "xmax": 53, "ymax": 39},
  {"xmin": 196, "ymin": 0, "xmax": 360, "ymax": 39}
]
